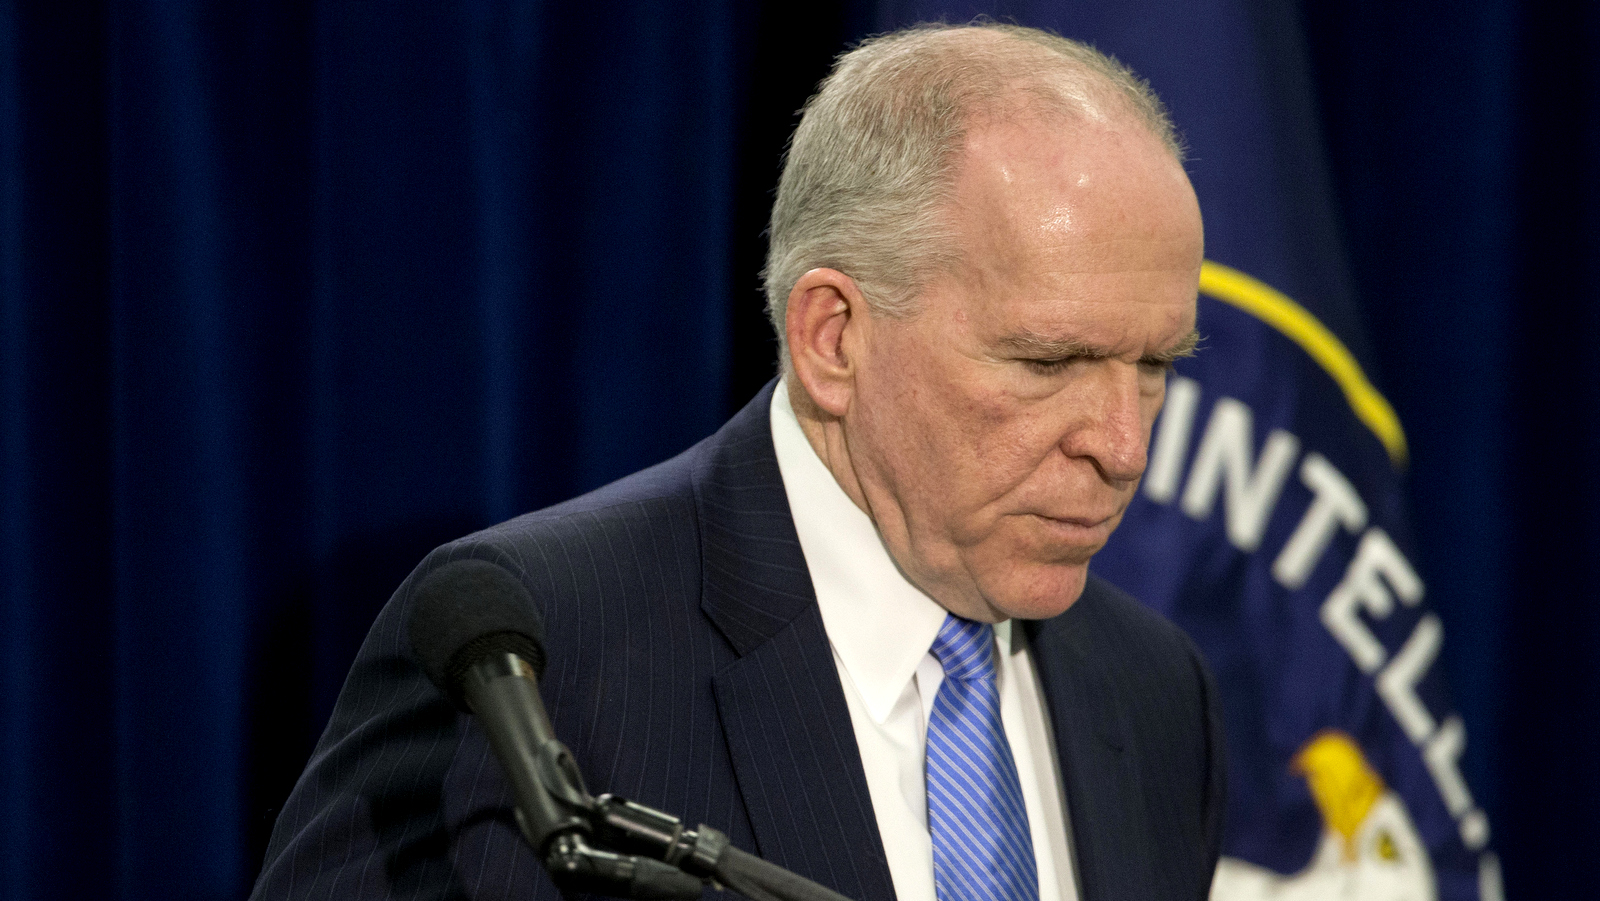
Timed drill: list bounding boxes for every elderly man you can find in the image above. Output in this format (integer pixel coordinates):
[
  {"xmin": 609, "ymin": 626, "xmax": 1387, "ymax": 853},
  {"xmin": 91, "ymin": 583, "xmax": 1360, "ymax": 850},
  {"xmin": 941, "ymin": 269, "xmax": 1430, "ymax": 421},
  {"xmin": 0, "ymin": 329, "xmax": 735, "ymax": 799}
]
[{"xmin": 251, "ymin": 21, "xmax": 1223, "ymax": 901}]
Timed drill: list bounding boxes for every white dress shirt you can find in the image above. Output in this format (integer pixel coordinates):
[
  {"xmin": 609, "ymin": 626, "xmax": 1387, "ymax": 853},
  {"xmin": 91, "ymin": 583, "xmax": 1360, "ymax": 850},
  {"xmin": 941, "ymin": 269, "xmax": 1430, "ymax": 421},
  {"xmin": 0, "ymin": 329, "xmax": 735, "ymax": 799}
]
[{"xmin": 768, "ymin": 382, "xmax": 1081, "ymax": 901}]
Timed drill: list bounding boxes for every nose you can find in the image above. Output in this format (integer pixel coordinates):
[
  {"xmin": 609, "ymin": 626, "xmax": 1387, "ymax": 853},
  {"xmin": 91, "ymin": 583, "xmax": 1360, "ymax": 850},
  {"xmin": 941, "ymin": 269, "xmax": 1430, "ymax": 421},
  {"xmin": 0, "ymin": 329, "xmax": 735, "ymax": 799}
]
[{"xmin": 1063, "ymin": 362, "xmax": 1149, "ymax": 484}]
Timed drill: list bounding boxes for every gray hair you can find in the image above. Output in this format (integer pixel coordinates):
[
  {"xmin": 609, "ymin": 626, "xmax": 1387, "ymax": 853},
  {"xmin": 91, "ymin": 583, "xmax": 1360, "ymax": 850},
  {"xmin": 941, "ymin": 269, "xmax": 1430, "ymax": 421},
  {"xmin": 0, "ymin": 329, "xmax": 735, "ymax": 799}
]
[{"xmin": 763, "ymin": 22, "xmax": 1182, "ymax": 368}]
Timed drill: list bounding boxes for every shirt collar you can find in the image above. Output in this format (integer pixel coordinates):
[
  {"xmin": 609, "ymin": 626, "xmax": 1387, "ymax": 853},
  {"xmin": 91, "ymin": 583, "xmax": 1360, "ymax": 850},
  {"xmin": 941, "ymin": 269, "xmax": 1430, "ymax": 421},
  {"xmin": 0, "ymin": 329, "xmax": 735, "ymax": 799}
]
[{"xmin": 769, "ymin": 381, "xmax": 949, "ymax": 724}]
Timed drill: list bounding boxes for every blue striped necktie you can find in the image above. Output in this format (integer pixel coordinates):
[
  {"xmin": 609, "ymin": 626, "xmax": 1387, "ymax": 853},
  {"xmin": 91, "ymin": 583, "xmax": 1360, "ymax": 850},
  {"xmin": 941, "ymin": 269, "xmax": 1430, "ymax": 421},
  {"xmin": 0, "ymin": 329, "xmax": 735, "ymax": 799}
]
[{"xmin": 926, "ymin": 613, "xmax": 1040, "ymax": 901}]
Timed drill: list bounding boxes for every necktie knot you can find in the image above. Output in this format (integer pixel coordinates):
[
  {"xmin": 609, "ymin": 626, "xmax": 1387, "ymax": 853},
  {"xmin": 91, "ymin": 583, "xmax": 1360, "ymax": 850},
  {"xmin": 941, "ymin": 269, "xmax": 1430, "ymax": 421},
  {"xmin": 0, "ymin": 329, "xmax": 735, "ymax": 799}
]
[{"xmin": 930, "ymin": 613, "xmax": 996, "ymax": 682}]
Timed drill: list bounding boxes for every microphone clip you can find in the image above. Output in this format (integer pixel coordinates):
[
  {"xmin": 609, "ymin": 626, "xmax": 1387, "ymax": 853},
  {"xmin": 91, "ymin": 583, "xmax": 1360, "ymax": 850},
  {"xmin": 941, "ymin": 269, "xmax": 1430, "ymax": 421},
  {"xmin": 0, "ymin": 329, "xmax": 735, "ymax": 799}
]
[{"xmin": 538, "ymin": 785, "xmax": 734, "ymax": 899}]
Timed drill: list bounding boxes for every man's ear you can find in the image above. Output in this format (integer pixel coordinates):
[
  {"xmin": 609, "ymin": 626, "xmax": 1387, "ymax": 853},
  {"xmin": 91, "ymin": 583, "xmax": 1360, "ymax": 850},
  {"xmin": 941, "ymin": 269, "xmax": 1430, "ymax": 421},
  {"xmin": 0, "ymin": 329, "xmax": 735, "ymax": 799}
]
[{"xmin": 786, "ymin": 268, "xmax": 869, "ymax": 418}]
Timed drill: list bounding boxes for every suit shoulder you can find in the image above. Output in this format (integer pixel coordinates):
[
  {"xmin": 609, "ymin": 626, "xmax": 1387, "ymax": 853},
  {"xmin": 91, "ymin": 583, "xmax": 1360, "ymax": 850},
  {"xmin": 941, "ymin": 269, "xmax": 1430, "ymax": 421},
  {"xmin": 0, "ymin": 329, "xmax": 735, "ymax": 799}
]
[
  {"xmin": 1057, "ymin": 574, "xmax": 1220, "ymax": 748},
  {"xmin": 1045, "ymin": 574, "xmax": 1227, "ymax": 886},
  {"xmin": 1074, "ymin": 573, "xmax": 1206, "ymax": 668},
  {"xmin": 409, "ymin": 383, "xmax": 779, "ymax": 612},
  {"xmin": 1080, "ymin": 574, "xmax": 1228, "ymax": 878},
  {"xmin": 421, "ymin": 439, "xmax": 705, "ymax": 585}
]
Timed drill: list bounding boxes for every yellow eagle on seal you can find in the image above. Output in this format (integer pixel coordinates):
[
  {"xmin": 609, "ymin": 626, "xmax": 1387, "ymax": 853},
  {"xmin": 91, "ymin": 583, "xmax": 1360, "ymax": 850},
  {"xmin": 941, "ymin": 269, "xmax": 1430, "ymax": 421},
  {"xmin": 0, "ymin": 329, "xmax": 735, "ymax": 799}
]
[{"xmin": 1211, "ymin": 731, "xmax": 1435, "ymax": 901}]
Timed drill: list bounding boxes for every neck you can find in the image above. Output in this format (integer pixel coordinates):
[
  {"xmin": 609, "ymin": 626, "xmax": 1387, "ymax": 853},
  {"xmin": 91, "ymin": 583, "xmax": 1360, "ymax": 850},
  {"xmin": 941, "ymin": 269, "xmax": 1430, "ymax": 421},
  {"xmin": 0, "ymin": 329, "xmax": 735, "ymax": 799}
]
[{"xmin": 786, "ymin": 379, "xmax": 875, "ymax": 521}]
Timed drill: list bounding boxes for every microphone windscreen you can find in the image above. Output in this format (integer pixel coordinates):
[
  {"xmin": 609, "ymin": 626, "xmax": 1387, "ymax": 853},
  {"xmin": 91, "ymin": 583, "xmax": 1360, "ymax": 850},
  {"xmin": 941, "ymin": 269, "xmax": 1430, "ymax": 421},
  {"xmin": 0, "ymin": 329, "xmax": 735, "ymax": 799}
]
[{"xmin": 408, "ymin": 558, "xmax": 548, "ymax": 708}]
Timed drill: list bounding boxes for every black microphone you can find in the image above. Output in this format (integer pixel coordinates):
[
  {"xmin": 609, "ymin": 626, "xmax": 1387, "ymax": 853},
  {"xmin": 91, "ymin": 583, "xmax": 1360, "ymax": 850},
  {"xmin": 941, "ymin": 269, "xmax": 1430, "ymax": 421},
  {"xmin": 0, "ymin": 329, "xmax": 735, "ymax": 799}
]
[
  {"xmin": 407, "ymin": 558, "xmax": 857, "ymax": 901},
  {"xmin": 407, "ymin": 558, "xmax": 703, "ymax": 900}
]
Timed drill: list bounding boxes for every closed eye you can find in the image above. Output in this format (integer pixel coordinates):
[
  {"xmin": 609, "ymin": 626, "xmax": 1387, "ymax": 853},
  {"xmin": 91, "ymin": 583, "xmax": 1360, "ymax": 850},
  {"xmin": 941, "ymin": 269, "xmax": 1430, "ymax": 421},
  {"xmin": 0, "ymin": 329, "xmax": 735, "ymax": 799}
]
[{"xmin": 1020, "ymin": 354, "xmax": 1094, "ymax": 374}]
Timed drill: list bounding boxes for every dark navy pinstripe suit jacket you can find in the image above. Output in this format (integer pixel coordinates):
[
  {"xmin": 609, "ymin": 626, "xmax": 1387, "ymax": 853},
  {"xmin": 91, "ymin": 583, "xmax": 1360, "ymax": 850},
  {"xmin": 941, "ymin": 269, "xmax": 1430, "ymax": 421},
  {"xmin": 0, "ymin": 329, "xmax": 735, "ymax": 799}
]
[{"xmin": 251, "ymin": 381, "xmax": 1226, "ymax": 901}]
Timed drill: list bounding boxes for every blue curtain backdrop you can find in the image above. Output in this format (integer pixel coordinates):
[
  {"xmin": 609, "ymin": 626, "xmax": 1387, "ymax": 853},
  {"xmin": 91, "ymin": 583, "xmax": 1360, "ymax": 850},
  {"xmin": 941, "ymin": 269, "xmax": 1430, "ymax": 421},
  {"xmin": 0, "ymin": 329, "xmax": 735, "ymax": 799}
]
[{"xmin": 1, "ymin": 1, "xmax": 1594, "ymax": 899}]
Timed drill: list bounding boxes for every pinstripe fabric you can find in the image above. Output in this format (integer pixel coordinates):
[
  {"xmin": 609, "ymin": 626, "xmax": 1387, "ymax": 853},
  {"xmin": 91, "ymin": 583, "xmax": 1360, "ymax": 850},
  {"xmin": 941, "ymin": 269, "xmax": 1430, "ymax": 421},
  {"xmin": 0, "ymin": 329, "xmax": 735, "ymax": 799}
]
[
  {"xmin": 1024, "ymin": 584, "xmax": 1228, "ymax": 901},
  {"xmin": 926, "ymin": 616, "xmax": 1038, "ymax": 901},
  {"xmin": 248, "ymin": 380, "xmax": 1226, "ymax": 901},
  {"xmin": 694, "ymin": 403, "xmax": 895, "ymax": 900}
]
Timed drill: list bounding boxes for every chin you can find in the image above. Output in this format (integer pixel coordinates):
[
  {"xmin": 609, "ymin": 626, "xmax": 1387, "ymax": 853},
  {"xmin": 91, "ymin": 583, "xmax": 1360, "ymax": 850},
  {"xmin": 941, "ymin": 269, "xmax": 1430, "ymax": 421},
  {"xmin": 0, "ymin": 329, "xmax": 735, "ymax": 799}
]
[{"xmin": 983, "ymin": 562, "xmax": 1090, "ymax": 621}]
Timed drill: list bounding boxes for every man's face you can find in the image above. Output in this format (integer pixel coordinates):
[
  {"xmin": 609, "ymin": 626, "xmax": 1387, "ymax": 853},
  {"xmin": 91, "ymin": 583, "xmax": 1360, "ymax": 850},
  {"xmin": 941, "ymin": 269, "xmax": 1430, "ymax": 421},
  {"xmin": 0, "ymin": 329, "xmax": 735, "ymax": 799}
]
[{"xmin": 843, "ymin": 112, "xmax": 1203, "ymax": 622}]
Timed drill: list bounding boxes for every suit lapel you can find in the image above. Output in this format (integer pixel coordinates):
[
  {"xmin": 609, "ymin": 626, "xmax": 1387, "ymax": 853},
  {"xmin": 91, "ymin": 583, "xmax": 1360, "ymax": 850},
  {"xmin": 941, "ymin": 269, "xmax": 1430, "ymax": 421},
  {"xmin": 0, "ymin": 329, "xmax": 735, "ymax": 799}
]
[
  {"xmin": 1026, "ymin": 585, "xmax": 1151, "ymax": 901},
  {"xmin": 693, "ymin": 382, "xmax": 897, "ymax": 901}
]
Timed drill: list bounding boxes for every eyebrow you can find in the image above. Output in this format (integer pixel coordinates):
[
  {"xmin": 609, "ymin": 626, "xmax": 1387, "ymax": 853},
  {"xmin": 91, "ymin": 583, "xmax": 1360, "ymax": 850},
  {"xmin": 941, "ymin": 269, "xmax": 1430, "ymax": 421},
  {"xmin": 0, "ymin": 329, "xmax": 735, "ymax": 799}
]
[
  {"xmin": 998, "ymin": 327, "xmax": 1202, "ymax": 364},
  {"xmin": 1148, "ymin": 328, "xmax": 1202, "ymax": 363}
]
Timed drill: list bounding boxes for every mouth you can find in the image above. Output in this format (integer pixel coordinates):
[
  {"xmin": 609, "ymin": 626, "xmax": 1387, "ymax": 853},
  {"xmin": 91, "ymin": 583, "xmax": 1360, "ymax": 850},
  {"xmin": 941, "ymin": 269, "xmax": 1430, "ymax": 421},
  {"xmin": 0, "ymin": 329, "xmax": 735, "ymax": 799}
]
[{"xmin": 1027, "ymin": 510, "xmax": 1121, "ymax": 548}]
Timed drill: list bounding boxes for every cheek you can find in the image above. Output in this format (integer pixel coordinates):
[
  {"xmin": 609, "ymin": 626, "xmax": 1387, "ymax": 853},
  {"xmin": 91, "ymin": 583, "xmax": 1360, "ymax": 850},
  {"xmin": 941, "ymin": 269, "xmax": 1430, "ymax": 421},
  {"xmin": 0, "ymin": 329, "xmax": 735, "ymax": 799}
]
[
  {"xmin": 856, "ymin": 345, "xmax": 1016, "ymax": 496},
  {"xmin": 903, "ymin": 384, "xmax": 1056, "ymax": 514}
]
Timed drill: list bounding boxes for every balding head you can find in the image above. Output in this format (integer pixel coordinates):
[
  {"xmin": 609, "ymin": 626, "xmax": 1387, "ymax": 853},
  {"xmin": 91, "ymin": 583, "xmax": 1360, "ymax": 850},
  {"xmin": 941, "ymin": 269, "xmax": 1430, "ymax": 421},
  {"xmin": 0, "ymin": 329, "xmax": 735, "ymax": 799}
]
[{"xmin": 764, "ymin": 23, "xmax": 1183, "ymax": 369}]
